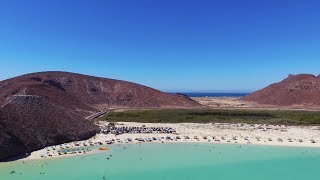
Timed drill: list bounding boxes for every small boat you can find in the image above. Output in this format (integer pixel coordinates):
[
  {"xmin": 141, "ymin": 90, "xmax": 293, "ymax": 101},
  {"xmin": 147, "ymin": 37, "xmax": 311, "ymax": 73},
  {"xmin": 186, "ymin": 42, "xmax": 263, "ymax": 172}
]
[{"xmin": 99, "ymin": 147, "xmax": 110, "ymax": 151}]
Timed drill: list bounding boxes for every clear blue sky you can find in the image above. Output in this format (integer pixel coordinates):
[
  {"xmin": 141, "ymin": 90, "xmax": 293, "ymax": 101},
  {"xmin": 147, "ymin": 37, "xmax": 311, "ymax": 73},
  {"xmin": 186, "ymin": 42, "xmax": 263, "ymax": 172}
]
[{"xmin": 0, "ymin": 0, "xmax": 320, "ymax": 92}]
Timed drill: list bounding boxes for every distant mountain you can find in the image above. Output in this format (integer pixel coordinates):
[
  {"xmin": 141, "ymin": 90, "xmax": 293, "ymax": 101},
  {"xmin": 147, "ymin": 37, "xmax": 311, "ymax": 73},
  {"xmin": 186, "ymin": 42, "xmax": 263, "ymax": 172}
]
[
  {"xmin": 242, "ymin": 74, "xmax": 320, "ymax": 107},
  {"xmin": 0, "ymin": 71, "xmax": 200, "ymax": 160}
]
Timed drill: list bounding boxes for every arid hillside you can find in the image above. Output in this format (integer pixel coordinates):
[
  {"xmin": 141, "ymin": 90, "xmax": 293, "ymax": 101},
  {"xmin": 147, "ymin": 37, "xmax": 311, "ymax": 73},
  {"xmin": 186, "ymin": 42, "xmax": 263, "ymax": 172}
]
[
  {"xmin": 242, "ymin": 74, "xmax": 320, "ymax": 108},
  {"xmin": 0, "ymin": 71, "xmax": 200, "ymax": 160},
  {"xmin": 0, "ymin": 71, "xmax": 200, "ymax": 110}
]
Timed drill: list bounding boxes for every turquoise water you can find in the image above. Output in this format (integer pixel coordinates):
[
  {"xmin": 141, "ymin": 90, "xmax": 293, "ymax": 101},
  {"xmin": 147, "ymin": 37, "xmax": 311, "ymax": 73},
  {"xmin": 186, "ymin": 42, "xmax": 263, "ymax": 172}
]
[{"xmin": 1, "ymin": 143, "xmax": 320, "ymax": 180}]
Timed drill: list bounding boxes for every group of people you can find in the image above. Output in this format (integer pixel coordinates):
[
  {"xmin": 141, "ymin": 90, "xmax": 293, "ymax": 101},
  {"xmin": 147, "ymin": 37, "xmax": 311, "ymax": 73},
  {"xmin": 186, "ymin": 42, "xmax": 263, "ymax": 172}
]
[{"xmin": 101, "ymin": 126, "xmax": 177, "ymax": 135}]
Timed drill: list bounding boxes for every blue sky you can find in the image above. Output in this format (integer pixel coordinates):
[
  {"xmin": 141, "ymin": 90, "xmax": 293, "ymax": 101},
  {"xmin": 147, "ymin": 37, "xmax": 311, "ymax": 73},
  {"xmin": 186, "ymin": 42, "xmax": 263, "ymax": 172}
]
[{"xmin": 0, "ymin": 0, "xmax": 320, "ymax": 92}]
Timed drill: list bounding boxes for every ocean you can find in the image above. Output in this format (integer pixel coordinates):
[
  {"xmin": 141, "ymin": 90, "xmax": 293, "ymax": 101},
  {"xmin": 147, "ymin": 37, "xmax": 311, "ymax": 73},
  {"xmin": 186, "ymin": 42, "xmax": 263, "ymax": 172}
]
[
  {"xmin": 177, "ymin": 93, "xmax": 249, "ymax": 97},
  {"xmin": 1, "ymin": 143, "xmax": 320, "ymax": 180}
]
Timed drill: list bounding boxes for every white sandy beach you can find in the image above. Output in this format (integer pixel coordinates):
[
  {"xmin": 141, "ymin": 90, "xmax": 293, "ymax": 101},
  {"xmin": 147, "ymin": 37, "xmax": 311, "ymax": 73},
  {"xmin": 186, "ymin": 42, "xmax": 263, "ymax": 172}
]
[{"xmin": 25, "ymin": 121, "xmax": 320, "ymax": 160}]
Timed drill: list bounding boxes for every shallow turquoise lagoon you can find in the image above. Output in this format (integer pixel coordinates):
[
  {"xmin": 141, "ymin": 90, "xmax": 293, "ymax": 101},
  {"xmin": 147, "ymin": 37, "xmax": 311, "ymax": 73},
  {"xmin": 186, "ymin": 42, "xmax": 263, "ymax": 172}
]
[{"xmin": 1, "ymin": 143, "xmax": 320, "ymax": 180}]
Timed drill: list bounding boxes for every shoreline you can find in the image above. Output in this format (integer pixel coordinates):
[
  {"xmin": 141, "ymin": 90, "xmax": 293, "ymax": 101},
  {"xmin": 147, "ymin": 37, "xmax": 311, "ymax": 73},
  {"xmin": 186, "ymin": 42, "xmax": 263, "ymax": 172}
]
[{"xmin": 14, "ymin": 121, "xmax": 320, "ymax": 162}]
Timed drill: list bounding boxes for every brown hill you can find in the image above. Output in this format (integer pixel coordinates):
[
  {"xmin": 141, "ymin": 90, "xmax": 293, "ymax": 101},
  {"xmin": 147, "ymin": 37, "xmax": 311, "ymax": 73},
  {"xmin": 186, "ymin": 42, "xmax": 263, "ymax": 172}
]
[
  {"xmin": 0, "ymin": 71, "xmax": 200, "ymax": 110},
  {"xmin": 0, "ymin": 71, "xmax": 200, "ymax": 160},
  {"xmin": 242, "ymin": 74, "xmax": 320, "ymax": 107},
  {"xmin": 0, "ymin": 95, "xmax": 98, "ymax": 160}
]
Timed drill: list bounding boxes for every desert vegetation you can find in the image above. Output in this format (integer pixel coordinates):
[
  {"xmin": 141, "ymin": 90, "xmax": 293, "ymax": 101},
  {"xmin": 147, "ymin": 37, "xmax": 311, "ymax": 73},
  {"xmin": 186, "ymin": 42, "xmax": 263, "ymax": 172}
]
[{"xmin": 100, "ymin": 109, "xmax": 320, "ymax": 125}]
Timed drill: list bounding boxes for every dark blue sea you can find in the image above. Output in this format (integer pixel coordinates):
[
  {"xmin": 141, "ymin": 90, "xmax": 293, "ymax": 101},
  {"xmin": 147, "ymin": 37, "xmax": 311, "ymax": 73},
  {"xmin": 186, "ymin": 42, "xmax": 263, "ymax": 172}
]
[{"xmin": 177, "ymin": 93, "xmax": 249, "ymax": 97}]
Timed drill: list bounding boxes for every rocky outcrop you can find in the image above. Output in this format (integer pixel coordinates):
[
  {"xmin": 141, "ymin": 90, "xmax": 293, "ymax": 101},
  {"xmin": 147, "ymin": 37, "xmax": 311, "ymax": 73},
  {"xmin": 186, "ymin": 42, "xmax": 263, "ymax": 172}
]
[{"xmin": 0, "ymin": 95, "xmax": 98, "ymax": 160}]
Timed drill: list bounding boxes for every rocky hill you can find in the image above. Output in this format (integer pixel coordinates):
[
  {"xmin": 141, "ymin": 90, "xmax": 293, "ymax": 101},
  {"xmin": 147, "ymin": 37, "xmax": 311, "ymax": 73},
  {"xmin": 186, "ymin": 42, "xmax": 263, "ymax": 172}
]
[
  {"xmin": 0, "ymin": 71, "xmax": 200, "ymax": 160},
  {"xmin": 0, "ymin": 95, "xmax": 98, "ymax": 161},
  {"xmin": 242, "ymin": 74, "xmax": 320, "ymax": 108}
]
